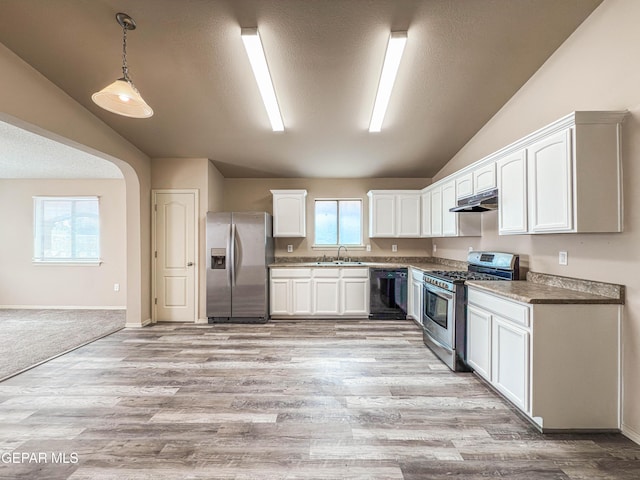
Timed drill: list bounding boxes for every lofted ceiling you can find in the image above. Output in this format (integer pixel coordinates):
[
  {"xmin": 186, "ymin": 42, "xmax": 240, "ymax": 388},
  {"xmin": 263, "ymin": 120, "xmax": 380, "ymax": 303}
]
[{"xmin": 0, "ymin": 0, "xmax": 602, "ymax": 178}]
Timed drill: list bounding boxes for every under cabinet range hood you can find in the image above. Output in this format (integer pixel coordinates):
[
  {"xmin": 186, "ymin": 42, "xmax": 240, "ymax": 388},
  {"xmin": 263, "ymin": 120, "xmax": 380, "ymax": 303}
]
[{"xmin": 449, "ymin": 188, "xmax": 499, "ymax": 213}]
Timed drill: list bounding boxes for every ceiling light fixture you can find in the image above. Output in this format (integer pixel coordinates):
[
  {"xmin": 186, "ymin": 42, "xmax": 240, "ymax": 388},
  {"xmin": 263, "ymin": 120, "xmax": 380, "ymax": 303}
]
[
  {"xmin": 241, "ymin": 28, "xmax": 284, "ymax": 132},
  {"xmin": 92, "ymin": 13, "xmax": 153, "ymax": 118},
  {"xmin": 369, "ymin": 31, "xmax": 407, "ymax": 133}
]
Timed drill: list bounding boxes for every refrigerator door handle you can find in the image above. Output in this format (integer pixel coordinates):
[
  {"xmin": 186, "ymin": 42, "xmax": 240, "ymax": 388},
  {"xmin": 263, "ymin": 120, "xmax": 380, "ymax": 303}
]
[{"xmin": 230, "ymin": 223, "xmax": 236, "ymax": 286}]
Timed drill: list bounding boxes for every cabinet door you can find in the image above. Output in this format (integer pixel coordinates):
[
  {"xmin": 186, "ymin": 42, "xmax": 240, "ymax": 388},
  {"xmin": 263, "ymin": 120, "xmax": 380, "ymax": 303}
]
[
  {"xmin": 421, "ymin": 192, "xmax": 432, "ymax": 237},
  {"xmin": 409, "ymin": 275, "xmax": 423, "ymax": 323},
  {"xmin": 527, "ymin": 129, "xmax": 573, "ymax": 233},
  {"xmin": 492, "ymin": 316, "xmax": 530, "ymax": 413},
  {"xmin": 292, "ymin": 278, "xmax": 312, "ymax": 315},
  {"xmin": 474, "ymin": 162, "xmax": 496, "ymax": 193},
  {"xmin": 430, "ymin": 187, "xmax": 442, "ymax": 237},
  {"xmin": 270, "ymin": 279, "xmax": 291, "ymax": 315},
  {"xmin": 341, "ymin": 278, "xmax": 369, "ymax": 316},
  {"xmin": 497, "ymin": 150, "xmax": 528, "ymax": 234},
  {"xmin": 466, "ymin": 305, "xmax": 492, "ymax": 380},
  {"xmin": 369, "ymin": 194, "xmax": 396, "ymax": 237},
  {"xmin": 441, "ymin": 180, "xmax": 458, "ymax": 236},
  {"xmin": 272, "ymin": 192, "xmax": 306, "ymax": 237},
  {"xmin": 396, "ymin": 194, "xmax": 421, "ymax": 237},
  {"xmin": 456, "ymin": 173, "xmax": 473, "ymax": 199},
  {"xmin": 313, "ymin": 278, "xmax": 340, "ymax": 315}
]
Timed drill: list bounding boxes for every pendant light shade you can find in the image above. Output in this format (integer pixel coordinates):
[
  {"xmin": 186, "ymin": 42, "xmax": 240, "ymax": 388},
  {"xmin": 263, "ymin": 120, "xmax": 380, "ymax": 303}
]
[{"xmin": 92, "ymin": 13, "xmax": 153, "ymax": 118}]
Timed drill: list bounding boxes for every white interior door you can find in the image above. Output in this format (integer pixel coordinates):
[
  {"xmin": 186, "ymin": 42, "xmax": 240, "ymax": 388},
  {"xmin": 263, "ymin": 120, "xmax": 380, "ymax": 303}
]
[{"xmin": 154, "ymin": 190, "xmax": 197, "ymax": 322}]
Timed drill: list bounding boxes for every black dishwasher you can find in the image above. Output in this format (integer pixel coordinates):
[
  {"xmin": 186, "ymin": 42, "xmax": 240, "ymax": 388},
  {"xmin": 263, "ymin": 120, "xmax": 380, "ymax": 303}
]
[{"xmin": 369, "ymin": 268, "xmax": 408, "ymax": 319}]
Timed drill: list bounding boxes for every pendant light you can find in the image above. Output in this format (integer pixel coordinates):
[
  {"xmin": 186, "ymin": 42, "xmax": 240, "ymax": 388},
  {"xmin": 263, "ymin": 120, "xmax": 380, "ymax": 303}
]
[{"xmin": 92, "ymin": 13, "xmax": 153, "ymax": 118}]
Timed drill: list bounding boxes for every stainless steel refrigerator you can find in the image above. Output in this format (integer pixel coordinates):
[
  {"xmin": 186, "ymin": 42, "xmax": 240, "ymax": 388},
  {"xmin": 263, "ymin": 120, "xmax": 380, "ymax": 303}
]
[{"xmin": 206, "ymin": 212, "xmax": 274, "ymax": 323}]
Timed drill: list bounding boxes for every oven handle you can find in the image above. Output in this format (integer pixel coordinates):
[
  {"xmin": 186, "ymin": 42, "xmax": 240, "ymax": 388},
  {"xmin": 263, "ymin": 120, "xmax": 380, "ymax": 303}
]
[
  {"xmin": 424, "ymin": 329, "xmax": 454, "ymax": 352},
  {"xmin": 423, "ymin": 281, "xmax": 454, "ymax": 300}
]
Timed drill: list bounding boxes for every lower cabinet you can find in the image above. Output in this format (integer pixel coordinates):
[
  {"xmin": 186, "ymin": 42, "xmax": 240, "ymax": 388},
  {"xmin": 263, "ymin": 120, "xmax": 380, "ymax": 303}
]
[
  {"xmin": 270, "ymin": 267, "xmax": 369, "ymax": 318},
  {"xmin": 407, "ymin": 268, "xmax": 423, "ymax": 324},
  {"xmin": 467, "ymin": 286, "xmax": 620, "ymax": 431}
]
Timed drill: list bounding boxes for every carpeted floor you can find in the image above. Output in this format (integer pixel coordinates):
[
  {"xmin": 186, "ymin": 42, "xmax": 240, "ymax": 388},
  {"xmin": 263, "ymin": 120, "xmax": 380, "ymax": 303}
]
[{"xmin": 0, "ymin": 309, "xmax": 125, "ymax": 381}]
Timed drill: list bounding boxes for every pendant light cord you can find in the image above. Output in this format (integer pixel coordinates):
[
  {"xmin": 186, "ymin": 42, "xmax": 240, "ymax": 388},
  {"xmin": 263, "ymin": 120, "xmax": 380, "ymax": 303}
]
[{"xmin": 122, "ymin": 24, "xmax": 130, "ymax": 82}]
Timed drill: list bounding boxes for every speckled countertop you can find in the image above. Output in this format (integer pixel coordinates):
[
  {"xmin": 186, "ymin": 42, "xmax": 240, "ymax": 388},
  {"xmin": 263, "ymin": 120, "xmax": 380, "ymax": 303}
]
[
  {"xmin": 269, "ymin": 256, "xmax": 465, "ymax": 272},
  {"xmin": 466, "ymin": 277, "xmax": 624, "ymax": 305}
]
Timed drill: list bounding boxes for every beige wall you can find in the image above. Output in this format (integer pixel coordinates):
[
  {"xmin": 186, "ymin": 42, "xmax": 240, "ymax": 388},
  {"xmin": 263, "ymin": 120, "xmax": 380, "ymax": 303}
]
[
  {"xmin": 0, "ymin": 179, "xmax": 126, "ymax": 307},
  {"xmin": 433, "ymin": 0, "xmax": 640, "ymax": 440},
  {"xmin": 0, "ymin": 42, "xmax": 151, "ymax": 327},
  {"xmin": 223, "ymin": 177, "xmax": 433, "ymax": 258}
]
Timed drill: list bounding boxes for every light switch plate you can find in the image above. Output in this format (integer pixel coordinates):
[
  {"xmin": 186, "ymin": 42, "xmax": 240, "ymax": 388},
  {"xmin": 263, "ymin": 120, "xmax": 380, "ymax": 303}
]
[
  {"xmin": 559, "ymin": 251, "xmax": 568, "ymax": 265},
  {"xmin": 433, "ymin": 244, "xmax": 437, "ymax": 253},
  {"xmin": 287, "ymin": 245, "xmax": 293, "ymax": 253},
  {"xmin": 366, "ymin": 244, "xmax": 371, "ymax": 252}
]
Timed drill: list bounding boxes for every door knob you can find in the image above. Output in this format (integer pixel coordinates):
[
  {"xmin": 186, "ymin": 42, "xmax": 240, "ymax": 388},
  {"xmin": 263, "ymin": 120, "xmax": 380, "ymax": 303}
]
[{"xmin": 187, "ymin": 262, "xmax": 194, "ymax": 266}]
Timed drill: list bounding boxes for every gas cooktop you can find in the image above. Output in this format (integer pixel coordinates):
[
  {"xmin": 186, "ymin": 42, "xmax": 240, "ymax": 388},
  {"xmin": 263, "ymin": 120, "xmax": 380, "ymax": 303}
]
[{"xmin": 426, "ymin": 270, "xmax": 504, "ymax": 282}]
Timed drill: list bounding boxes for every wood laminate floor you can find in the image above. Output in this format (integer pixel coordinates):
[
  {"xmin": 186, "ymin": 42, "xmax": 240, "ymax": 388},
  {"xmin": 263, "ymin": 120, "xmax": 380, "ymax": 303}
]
[{"xmin": 0, "ymin": 319, "xmax": 638, "ymax": 479}]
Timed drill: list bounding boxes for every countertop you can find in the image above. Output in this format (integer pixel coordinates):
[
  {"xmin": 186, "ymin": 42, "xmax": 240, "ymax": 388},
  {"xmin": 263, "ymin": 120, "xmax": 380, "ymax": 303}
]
[
  {"xmin": 269, "ymin": 261, "xmax": 451, "ymax": 272},
  {"xmin": 466, "ymin": 280, "xmax": 624, "ymax": 305}
]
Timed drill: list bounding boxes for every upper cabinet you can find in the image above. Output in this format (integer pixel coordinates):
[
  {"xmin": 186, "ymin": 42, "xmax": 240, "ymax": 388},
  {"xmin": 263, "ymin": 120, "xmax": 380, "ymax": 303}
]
[
  {"xmin": 495, "ymin": 111, "xmax": 627, "ymax": 235},
  {"xmin": 456, "ymin": 162, "xmax": 496, "ymax": 200},
  {"xmin": 271, "ymin": 189, "xmax": 307, "ymax": 237},
  {"xmin": 368, "ymin": 190, "xmax": 420, "ymax": 238}
]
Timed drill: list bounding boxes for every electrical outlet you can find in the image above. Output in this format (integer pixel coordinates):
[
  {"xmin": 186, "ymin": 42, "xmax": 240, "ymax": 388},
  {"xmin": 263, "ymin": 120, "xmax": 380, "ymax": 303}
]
[
  {"xmin": 468, "ymin": 246, "xmax": 473, "ymax": 252},
  {"xmin": 366, "ymin": 244, "xmax": 371, "ymax": 252},
  {"xmin": 114, "ymin": 283, "xmax": 120, "ymax": 292},
  {"xmin": 287, "ymin": 244, "xmax": 293, "ymax": 253},
  {"xmin": 391, "ymin": 244, "xmax": 398, "ymax": 252},
  {"xmin": 433, "ymin": 244, "xmax": 437, "ymax": 253},
  {"xmin": 559, "ymin": 251, "xmax": 568, "ymax": 265}
]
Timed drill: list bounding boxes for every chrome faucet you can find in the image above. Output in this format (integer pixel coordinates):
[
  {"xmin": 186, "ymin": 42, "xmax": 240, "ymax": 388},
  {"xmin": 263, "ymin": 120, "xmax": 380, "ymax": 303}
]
[{"xmin": 337, "ymin": 245, "xmax": 348, "ymax": 262}]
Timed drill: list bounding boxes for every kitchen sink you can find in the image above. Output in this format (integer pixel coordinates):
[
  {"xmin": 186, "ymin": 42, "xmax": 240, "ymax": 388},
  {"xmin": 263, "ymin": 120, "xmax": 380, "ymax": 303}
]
[{"xmin": 315, "ymin": 261, "xmax": 364, "ymax": 265}]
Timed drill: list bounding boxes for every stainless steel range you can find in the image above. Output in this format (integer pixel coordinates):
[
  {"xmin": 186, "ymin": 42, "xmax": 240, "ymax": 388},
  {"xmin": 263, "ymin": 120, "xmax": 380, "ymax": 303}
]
[{"xmin": 422, "ymin": 251, "xmax": 519, "ymax": 371}]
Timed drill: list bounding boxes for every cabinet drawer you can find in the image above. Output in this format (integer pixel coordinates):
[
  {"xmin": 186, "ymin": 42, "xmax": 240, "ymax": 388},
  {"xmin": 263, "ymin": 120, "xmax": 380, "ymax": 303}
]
[
  {"xmin": 341, "ymin": 268, "xmax": 369, "ymax": 278},
  {"xmin": 270, "ymin": 268, "xmax": 312, "ymax": 278},
  {"xmin": 312, "ymin": 268, "xmax": 341, "ymax": 278},
  {"xmin": 468, "ymin": 288, "xmax": 530, "ymax": 328}
]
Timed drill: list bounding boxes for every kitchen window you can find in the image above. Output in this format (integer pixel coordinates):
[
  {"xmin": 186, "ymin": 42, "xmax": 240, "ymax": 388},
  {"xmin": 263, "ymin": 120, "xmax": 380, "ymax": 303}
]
[
  {"xmin": 33, "ymin": 196, "xmax": 101, "ymax": 264},
  {"xmin": 314, "ymin": 199, "xmax": 362, "ymax": 246}
]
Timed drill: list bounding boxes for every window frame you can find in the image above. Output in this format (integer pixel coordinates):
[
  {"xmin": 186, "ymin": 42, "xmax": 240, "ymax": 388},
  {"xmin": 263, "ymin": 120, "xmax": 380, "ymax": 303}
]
[
  {"xmin": 33, "ymin": 196, "xmax": 102, "ymax": 265},
  {"xmin": 312, "ymin": 197, "xmax": 365, "ymax": 249}
]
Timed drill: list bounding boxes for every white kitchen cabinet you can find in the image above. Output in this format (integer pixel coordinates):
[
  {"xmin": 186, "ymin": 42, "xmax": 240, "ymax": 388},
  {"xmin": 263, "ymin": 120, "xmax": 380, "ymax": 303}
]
[
  {"xmin": 291, "ymin": 278, "xmax": 312, "ymax": 315},
  {"xmin": 527, "ymin": 130, "xmax": 573, "ymax": 233},
  {"xmin": 467, "ymin": 286, "xmax": 620, "ymax": 431},
  {"xmin": 271, "ymin": 190, "xmax": 307, "ymax": 237},
  {"xmin": 441, "ymin": 180, "xmax": 458, "ymax": 236},
  {"xmin": 420, "ymin": 191, "xmax": 432, "ymax": 237},
  {"xmin": 492, "ymin": 315, "xmax": 530, "ymax": 412},
  {"xmin": 396, "ymin": 193, "xmax": 421, "ymax": 237},
  {"xmin": 270, "ymin": 278, "xmax": 291, "ymax": 316},
  {"xmin": 408, "ymin": 268, "xmax": 423, "ymax": 324},
  {"xmin": 473, "ymin": 162, "xmax": 496, "ymax": 193},
  {"xmin": 455, "ymin": 173, "xmax": 473, "ymax": 199},
  {"xmin": 492, "ymin": 111, "xmax": 626, "ymax": 235},
  {"xmin": 313, "ymin": 277, "xmax": 340, "ymax": 315},
  {"xmin": 497, "ymin": 149, "xmax": 528, "ymax": 234},
  {"xmin": 466, "ymin": 304, "xmax": 492, "ymax": 380},
  {"xmin": 270, "ymin": 267, "xmax": 369, "ymax": 318},
  {"xmin": 429, "ymin": 187, "xmax": 442, "ymax": 237},
  {"xmin": 341, "ymin": 278, "xmax": 369, "ymax": 316},
  {"xmin": 367, "ymin": 191, "xmax": 420, "ymax": 238},
  {"xmin": 455, "ymin": 162, "xmax": 496, "ymax": 200}
]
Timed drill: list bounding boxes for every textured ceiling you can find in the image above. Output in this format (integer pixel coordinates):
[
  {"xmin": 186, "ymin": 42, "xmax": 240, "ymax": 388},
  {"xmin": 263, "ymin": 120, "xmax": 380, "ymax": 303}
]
[
  {"xmin": 0, "ymin": 121, "xmax": 123, "ymax": 179},
  {"xmin": 0, "ymin": 0, "xmax": 602, "ymax": 178}
]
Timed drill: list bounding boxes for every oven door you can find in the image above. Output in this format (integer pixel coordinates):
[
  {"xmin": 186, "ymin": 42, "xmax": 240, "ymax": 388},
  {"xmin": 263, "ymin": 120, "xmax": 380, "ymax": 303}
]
[{"xmin": 422, "ymin": 282, "xmax": 455, "ymax": 350}]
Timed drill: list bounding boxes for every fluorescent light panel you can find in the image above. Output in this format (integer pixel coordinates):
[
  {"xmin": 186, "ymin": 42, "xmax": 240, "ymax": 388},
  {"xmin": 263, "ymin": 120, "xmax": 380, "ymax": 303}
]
[
  {"xmin": 241, "ymin": 28, "xmax": 284, "ymax": 132},
  {"xmin": 369, "ymin": 31, "xmax": 407, "ymax": 133}
]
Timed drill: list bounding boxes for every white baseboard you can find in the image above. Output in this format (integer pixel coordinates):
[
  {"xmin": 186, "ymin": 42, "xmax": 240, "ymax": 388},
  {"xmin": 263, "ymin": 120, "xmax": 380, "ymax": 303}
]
[
  {"xmin": 0, "ymin": 305, "xmax": 126, "ymax": 310},
  {"xmin": 126, "ymin": 317, "xmax": 152, "ymax": 328},
  {"xmin": 196, "ymin": 317, "xmax": 209, "ymax": 324},
  {"xmin": 622, "ymin": 423, "xmax": 640, "ymax": 445}
]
